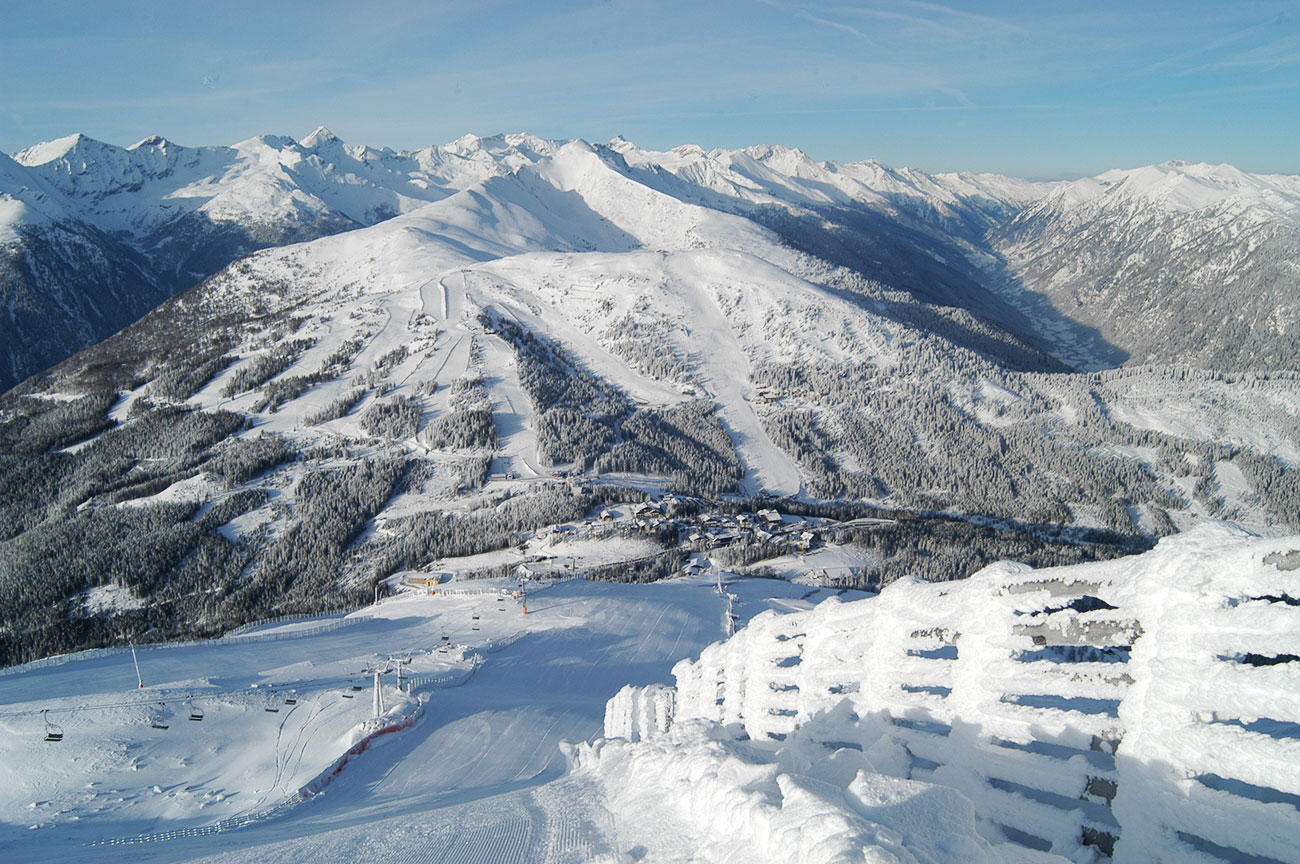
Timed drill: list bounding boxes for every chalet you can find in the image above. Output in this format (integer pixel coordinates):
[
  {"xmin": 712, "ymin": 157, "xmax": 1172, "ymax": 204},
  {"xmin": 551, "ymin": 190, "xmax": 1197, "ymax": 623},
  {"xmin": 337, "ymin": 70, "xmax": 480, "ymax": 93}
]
[
  {"xmin": 707, "ymin": 530, "xmax": 744, "ymax": 548},
  {"xmin": 634, "ymin": 501, "xmax": 664, "ymax": 520},
  {"xmin": 404, "ymin": 572, "xmax": 451, "ymax": 588},
  {"xmin": 757, "ymin": 508, "xmax": 783, "ymax": 526}
]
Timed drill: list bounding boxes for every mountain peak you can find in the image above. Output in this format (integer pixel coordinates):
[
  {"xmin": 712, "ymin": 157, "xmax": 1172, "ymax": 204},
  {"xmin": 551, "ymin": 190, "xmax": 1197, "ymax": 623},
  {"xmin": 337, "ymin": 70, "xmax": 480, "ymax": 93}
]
[
  {"xmin": 444, "ymin": 133, "xmax": 483, "ymax": 155},
  {"xmin": 12, "ymin": 133, "xmax": 102, "ymax": 167},
  {"xmin": 301, "ymin": 126, "xmax": 340, "ymax": 148},
  {"xmin": 128, "ymin": 135, "xmax": 172, "ymax": 151},
  {"xmin": 237, "ymin": 133, "xmax": 299, "ymax": 152}
]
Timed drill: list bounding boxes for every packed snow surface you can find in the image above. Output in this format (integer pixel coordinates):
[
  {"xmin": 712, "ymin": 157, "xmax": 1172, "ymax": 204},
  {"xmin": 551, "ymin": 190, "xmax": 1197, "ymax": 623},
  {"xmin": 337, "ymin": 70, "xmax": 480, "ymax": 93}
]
[{"xmin": 0, "ymin": 568, "xmax": 860, "ymax": 863}]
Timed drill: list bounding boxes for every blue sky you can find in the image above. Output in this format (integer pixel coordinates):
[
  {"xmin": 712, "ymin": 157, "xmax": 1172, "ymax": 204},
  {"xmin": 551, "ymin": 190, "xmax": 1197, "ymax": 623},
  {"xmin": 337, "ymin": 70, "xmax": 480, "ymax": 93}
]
[{"xmin": 2, "ymin": 0, "xmax": 1297, "ymax": 177}]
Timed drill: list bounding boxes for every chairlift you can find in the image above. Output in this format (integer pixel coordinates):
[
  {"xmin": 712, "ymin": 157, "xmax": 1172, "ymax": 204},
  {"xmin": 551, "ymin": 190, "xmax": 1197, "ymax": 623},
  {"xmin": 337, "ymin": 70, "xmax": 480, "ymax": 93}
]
[
  {"xmin": 284, "ymin": 691, "xmax": 298, "ymax": 706},
  {"xmin": 189, "ymin": 704, "xmax": 204, "ymax": 722},
  {"xmin": 43, "ymin": 710, "xmax": 63, "ymax": 742},
  {"xmin": 150, "ymin": 705, "xmax": 169, "ymax": 730},
  {"xmin": 264, "ymin": 694, "xmax": 280, "ymax": 713}
]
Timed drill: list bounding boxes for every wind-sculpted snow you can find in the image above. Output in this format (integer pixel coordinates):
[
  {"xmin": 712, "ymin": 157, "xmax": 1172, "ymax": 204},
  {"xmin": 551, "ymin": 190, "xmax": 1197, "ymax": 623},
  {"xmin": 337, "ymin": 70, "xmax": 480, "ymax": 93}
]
[
  {"xmin": 572, "ymin": 721, "xmax": 1019, "ymax": 863},
  {"xmin": 602, "ymin": 524, "xmax": 1300, "ymax": 863}
]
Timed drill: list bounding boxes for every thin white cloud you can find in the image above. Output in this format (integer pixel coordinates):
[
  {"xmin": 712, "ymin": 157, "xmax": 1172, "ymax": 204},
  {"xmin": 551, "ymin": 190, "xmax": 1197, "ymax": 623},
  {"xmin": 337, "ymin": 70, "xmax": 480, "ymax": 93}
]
[{"xmin": 895, "ymin": 1, "xmax": 1024, "ymax": 33}]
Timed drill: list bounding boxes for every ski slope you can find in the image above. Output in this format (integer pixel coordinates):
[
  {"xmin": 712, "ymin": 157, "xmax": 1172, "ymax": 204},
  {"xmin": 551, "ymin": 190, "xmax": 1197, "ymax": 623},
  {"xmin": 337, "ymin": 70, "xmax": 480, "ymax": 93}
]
[{"xmin": 0, "ymin": 571, "xmax": 853, "ymax": 863}]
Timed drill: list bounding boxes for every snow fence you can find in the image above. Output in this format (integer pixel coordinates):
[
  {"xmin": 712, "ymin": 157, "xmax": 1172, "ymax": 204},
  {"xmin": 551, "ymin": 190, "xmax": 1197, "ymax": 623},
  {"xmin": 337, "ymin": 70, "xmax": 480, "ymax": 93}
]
[{"xmin": 603, "ymin": 524, "xmax": 1300, "ymax": 863}]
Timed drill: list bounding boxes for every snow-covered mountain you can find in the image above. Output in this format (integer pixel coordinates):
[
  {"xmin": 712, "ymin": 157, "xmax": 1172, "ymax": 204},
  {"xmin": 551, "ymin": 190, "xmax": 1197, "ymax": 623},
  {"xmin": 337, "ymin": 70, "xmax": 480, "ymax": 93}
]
[
  {"xmin": 992, "ymin": 161, "xmax": 1300, "ymax": 370},
  {"xmin": 1, "ymin": 127, "xmax": 483, "ymax": 389},
  {"xmin": 3, "ymin": 127, "xmax": 1062, "ymax": 391},
  {"xmin": 6, "ymin": 129, "xmax": 1297, "ymax": 391},
  {"xmin": 2, "ymin": 130, "xmax": 1297, "ymax": 672}
]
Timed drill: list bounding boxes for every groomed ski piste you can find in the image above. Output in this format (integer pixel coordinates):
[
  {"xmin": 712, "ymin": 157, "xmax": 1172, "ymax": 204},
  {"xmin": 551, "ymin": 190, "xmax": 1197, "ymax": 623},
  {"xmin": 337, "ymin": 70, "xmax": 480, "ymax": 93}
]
[
  {"xmin": 0, "ymin": 559, "xmax": 858, "ymax": 863},
  {"xmin": 2, "ymin": 523, "xmax": 1296, "ymax": 863}
]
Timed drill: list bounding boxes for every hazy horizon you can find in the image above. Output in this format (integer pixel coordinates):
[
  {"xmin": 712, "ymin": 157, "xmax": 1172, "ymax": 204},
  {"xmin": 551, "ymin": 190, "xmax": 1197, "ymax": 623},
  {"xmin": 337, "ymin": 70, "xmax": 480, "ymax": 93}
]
[{"xmin": 3, "ymin": 0, "xmax": 1297, "ymax": 177}]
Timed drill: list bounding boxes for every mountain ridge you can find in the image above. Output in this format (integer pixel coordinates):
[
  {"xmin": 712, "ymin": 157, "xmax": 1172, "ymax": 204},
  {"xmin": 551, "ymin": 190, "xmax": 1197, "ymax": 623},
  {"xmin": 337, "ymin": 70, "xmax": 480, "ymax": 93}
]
[{"xmin": 5, "ymin": 129, "xmax": 1297, "ymax": 391}]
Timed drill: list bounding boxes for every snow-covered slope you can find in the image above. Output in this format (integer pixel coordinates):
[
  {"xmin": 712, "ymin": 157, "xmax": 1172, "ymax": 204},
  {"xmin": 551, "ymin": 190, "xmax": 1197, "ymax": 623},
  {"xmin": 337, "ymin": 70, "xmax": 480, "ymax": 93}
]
[
  {"xmin": 992, "ymin": 161, "xmax": 1300, "ymax": 371},
  {"xmin": 602, "ymin": 524, "xmax": 1300, "ymax": 863},
  {"xmin": 0, "ymin": 566, "xmax": 861, "ymax": 862},
  {"xmin": 4, "ymin": 129, "xmax": 1298, "ymax": 690},
  {"xmin": 6, "ymin": 129, "xmax": 1297, "ymax": 390},
  {"xmin": 8, "ymin": 515, "xmax": 1291, "ymax": 863}
]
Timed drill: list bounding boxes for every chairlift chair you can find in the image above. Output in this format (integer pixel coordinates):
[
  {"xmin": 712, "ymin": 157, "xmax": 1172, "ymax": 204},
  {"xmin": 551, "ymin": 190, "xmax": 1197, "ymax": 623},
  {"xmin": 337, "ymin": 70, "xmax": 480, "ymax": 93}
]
[
  {"xmin": 284, "ymin": 691, "xmax": 297, "ymax": 706},
  {"xmin": 43, "ymin": 710, "xmax": 63, "ymax": 742},
  {"xmin": 150, "ymin": 705, "xmax": 169, "ymax": 730},
  {"xmin": 189, "ymin": 704, "xmax": 204, "ymax": 722}
]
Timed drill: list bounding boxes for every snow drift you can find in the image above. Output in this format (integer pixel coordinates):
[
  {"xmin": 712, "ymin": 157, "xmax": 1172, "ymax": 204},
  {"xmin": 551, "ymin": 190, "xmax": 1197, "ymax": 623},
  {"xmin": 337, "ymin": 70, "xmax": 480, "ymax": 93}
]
[{"xmin": 598, "ymin": 524, "xmax": 1300, "ymax": 863}]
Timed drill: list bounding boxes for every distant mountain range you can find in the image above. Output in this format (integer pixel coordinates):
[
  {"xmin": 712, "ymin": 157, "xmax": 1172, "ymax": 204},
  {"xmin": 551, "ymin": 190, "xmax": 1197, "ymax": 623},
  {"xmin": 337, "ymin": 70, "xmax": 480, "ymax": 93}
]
[{"xmin": 4, "ymin": 129, "xmax": 1297, "ymax": 391}]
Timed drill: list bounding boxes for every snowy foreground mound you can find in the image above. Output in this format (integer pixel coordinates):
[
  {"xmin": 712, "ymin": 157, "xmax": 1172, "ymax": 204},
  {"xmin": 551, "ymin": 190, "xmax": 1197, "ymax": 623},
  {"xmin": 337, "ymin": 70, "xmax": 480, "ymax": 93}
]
[
  {"xmin": 573, "ymin": 721, "xmax": 1033, "ymax": 864},
  {"xmin": 593, "ymin": 524, "xmax": 1300, "ymax": 863}
]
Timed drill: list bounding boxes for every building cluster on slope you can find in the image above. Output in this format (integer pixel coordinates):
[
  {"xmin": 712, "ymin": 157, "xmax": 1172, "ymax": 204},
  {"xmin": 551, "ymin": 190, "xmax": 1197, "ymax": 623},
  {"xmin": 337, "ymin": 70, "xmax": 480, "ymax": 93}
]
[{"xmin": 578, "ymin": 499, "xmax": 825, "ymax": 555}]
